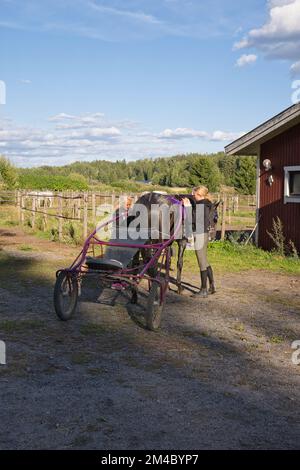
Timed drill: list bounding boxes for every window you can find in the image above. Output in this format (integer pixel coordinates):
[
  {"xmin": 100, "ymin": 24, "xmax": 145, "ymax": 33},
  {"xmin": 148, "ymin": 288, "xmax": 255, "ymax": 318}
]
[{"xmin": 284, "ymin": 166, "xmax": 300, "ymax": 203}]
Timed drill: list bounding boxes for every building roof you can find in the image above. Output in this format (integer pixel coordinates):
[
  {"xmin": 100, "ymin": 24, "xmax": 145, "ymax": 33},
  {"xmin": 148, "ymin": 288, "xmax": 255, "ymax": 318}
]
[{"xmin": 225, "ymin": 103, "xmax": 300, "ymax": 156}]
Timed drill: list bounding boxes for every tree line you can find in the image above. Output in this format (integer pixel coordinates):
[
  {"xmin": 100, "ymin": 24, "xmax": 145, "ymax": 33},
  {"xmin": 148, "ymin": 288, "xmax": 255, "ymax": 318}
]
[{"xmin": 0, "ymin": 152, "xmax": 257, "ymax": 194}]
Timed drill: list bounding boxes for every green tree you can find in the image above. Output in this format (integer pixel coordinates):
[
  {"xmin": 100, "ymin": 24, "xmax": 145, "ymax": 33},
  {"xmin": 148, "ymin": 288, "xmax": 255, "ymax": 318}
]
[
  {"xmin": 188, "ymin": 157, "xmax": 221, "ymax": 192},
  {"xmin": 68, "ymin": 172, "xmax": 88, "ymax": 187},
  {"xmin": 0, "ymin": 156, "xmax": 18, "ymax": 188},
  {"xmin": 217, "ymin": 154, "xmax": 237, "ymax": 187},
  {"xmin": 234, "ymin": 156, "xmax": 257, "ymax": 195}
]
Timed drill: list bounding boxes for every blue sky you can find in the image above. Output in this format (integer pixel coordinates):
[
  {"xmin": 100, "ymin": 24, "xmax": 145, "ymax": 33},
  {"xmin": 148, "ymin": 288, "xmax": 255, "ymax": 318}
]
[{"xmin": 0, "ymin": 0, "xmax": 300, "ymax": 167}]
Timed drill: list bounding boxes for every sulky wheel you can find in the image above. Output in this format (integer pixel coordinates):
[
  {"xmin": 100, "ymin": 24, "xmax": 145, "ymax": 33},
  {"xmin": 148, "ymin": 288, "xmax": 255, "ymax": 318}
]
[
  {"xmin": 145, "ymin": 281, "xmax": 165, "ymax": 331},
  {"xmin": 54, "ymin": 271, "xmax": 78, "ymax": 321}
]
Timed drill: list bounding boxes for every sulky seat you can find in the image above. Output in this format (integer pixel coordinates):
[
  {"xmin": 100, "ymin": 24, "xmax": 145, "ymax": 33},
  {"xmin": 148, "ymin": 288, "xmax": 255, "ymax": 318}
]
[{"xmin": 85, "ymin": 257, "xmax": 124, "ymax": 272}]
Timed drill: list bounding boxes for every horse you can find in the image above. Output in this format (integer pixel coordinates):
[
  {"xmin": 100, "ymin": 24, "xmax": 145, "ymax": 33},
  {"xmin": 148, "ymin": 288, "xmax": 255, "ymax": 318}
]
[
  {"xmin": 27, "ymin": 190, "xmax": 53, "ymax": 208},
  {"xmin": 130, "ymin": 191, "xmax": 220, "ymax": 294}
]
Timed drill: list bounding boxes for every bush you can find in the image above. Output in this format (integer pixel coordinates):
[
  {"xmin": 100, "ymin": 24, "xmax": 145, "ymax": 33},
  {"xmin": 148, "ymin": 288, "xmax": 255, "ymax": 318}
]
[
  {"xmin": 18, "ymin": 171, "xmax": 89, "ymax": 191},
  {"xmin": 0, "ymin": 156, "xmax": 18, "ymax": 189}
]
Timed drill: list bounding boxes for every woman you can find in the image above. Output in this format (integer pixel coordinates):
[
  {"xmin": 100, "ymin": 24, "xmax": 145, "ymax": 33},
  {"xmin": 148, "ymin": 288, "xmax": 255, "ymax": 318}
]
[{"xmin": 183, "ymin": 186, "xmax": 216, "ymax": 298}]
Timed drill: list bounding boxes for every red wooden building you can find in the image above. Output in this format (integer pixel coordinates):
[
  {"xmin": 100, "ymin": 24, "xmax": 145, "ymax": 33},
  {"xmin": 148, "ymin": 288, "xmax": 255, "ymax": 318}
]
[{"xmin": 225, "ymin": 103, "xmax": 300, "ymax": 252}]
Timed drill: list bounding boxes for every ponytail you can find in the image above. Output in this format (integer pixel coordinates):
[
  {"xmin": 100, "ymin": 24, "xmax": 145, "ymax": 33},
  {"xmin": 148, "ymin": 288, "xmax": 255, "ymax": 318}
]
[{"xmin": 192, "ymin": 185, "xmax": 212, "ymax": 202}]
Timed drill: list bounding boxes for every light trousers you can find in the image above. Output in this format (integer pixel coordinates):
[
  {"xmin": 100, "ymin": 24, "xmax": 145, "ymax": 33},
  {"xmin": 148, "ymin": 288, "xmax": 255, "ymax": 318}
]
[{"xmin": 193, "ymin": 232, "xmax": 209, "ymax": 271}]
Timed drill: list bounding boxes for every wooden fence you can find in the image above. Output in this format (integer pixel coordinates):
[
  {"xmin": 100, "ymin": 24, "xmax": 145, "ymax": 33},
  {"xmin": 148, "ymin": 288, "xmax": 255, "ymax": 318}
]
[{"xmin": 0, "ymin": 190, "xmax": 256, "ymax": 242}]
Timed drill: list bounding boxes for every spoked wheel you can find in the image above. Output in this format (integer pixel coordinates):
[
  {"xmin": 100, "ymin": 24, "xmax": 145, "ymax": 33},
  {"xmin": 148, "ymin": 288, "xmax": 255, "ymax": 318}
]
[
  {"xmin": 146, "ymin": 281, "xmax": 166, "ymax": 331},
  {"xmin": 145, "ymin": 247, "xmax": 171, "ymax": 331},
  {"xmin": 54, "ymin": 271, "xmax": 78, "ymax": 321},
  {"xmin": 130, "ymin": 288, "xmax": 138, "ymax": 304}
]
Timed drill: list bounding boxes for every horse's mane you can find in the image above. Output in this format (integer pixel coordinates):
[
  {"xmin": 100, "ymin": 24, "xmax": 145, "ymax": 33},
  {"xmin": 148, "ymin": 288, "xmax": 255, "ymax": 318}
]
[
  {"xmin": 130, "ymin": 192, "xmax": 188, "ymax": 241},
  {"xmin": 135, "ymin": 191, "xmax": 193, "ymax": 207}
]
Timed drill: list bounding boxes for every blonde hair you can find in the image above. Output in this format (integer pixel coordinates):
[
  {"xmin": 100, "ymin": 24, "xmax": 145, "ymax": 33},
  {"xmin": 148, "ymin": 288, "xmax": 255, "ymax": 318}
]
[{"xmin": 192, "ymin": 185, "xmax": 212, "ymax": 201}]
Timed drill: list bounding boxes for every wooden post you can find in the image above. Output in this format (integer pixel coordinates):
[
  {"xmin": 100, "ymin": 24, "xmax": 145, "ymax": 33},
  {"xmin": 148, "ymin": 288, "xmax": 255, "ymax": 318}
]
[
  {"xmin": 43, "ymin": 196, "xmax": 48, "ymax": 231},
  {"xmin": 221, "ymin": 195, "xmax": 227, "ymax": 241},
  {"xmin": 228, "ymin": 205, "xmax": 231, "ymax": 225},
  {"xmin": 43, "ymin": 212, "xmax": 47, "ymax": 231},
  {"xmin": 92, "ymin": 192, "xmax": 96, "ymax": 224},
  {"xmin": 70, "ymin": 191, "xmax": 75, "ymax": 219},
  {"xmin": 83, "ymin": 192, "xmax": 88, "ymax": 239},
  {"xmin": 58, "ymin": 192, "xmax": 63, "ymax": 242},
  {"xmin": 31, "ymin": 195, "xmax": 36, "ymax": 229},
  {"xmin": 20, "ymin": 192, "xmax": 25, "ymax": 225},
  {"xmin": 77, "ymin": 193, "xmax": 81, "ymax": 220},
  {"xmin": 17, "ymin": 190, "xmax": 21, "ymax": 223}
]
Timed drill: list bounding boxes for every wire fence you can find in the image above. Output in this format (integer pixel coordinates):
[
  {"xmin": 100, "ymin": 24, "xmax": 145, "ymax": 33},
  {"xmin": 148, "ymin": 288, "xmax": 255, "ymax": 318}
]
[{"xmin": 0, "ymin": 189, "xmax": 256, "ymax": 242}]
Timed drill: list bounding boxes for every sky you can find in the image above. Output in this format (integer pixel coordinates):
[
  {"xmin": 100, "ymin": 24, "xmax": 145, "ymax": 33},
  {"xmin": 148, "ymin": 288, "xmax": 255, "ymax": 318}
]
[{"xmin": 0, "ymin": 0, "xmax": 300, "ymax": 167}]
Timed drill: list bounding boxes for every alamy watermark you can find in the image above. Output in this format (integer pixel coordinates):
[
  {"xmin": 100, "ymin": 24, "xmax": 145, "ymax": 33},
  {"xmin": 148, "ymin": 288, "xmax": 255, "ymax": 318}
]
[
  {"xmin": 291, "ymin": 340, "xmax": 300, "ymax": 365},
  {"xmin": 0, "ymin": 340, "xmax": 6, "ymax": 365},
  {"xmin": 95, "ymin": 201, "xmax": 208, "ymax": 249},
  {"xmin": 0, "ymin": 80, "xmax": 6, "ymax": 105}
]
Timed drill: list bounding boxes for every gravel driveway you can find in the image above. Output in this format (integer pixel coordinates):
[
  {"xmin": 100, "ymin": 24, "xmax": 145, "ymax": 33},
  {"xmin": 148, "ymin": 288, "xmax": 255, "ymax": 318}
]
[{"xmin": 0, "ymin": 229, "xmax": 300, "ymax": 449}]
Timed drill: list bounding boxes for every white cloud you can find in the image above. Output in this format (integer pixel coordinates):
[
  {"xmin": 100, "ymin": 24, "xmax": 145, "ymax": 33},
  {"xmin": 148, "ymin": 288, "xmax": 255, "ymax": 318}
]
[
  {"xmin": 158, "ymin": 127, "xmax": 243, "ymax": 141},
  {"xmin": 291, "ymin": 61, "xmax": 300, "ymax": 76},
  {"xmin": 49, "ymin": 113, "xmax": 78, "ymax": 121},
  {"xmin": 0, "ymin": 112, "xmax": 243, "ymax": 166},
  {"xmin": 18, "ymin": 79, "xmax": 32, "ymax": 84},
  {"xmin": 87, "ymin": 1, "xmax": 163, "ymax": 26},
  {"xmin": 236, "ymin": 54, "xmax": 257, "ymax": 67},
  {"xmin": 158, "ymin": 128, "xmax": 208, "ymax": 139},
  {"xmin": 211, "ymin": 130, "xmax": 244, "ymax": 141},
  {"xmin": 234, "ymin": 0, "xmax": 300, "ymax": 69}
]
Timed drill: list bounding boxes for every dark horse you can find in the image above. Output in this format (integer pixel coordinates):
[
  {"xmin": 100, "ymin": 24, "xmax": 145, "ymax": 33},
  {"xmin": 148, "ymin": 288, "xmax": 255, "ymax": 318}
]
[{"xmin": 131, "ymin": 191, "xmax": 219, "ymax": 294}]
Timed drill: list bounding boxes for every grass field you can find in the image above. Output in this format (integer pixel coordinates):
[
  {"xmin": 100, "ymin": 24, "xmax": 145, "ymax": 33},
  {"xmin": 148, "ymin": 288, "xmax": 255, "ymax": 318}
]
[{"xmin": 1, "ymin": 202, "xmax": 299, "ymax": 276}]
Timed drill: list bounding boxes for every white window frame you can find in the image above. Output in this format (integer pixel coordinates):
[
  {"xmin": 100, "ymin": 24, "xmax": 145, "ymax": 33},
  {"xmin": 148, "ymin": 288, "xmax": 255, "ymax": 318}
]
[{"xmin": 284, "ymin": 166, "xmax": 300, "ymax": 204}]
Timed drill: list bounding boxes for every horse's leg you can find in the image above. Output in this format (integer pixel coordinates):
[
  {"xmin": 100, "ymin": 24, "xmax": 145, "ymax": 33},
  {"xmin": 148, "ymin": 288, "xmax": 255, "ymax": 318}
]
[{"xmin": 176, "ymin": 238, "xmax": 187, "ymax": 294}]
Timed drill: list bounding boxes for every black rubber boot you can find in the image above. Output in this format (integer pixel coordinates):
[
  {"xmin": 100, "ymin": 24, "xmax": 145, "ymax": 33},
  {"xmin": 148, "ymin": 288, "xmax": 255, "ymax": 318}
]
[
  {"xmin": 195, "ymin": 270, "xmax": 208, "ymax": 297},
  {"xmin": 207, "ymin": 265, "xmax": 216, "ymax": 294}
]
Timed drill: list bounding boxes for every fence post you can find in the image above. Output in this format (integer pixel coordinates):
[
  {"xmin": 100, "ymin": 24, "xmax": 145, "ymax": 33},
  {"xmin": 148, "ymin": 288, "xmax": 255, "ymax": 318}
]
[
  {"xmin": 221, "ymin": 195, "xmax": 227, "ymax": 241},
  {"xmin": 20, "ymin": 192, "xmax": 25, "ymax": 225},
  {"xmin": 17, "ymin": 190, "xmax": 21, "ymax": 223},
  {"xmin": 58, "ymin": 192, "xmax": 63, "ymax": 242},
  {"xmin": 31, "ymin": 195, "xmax": 36, "ymax": 229},
  {"xmin": 83, "ymin": 192, "xmax": 88, "ymax": 239},
  {"xmin": 92, "ymin": 192, "xmax": 96, "ymax": 224},
  {"xmin": 77, "ymin": 193, "xmax": 81, "ymax": 220}
]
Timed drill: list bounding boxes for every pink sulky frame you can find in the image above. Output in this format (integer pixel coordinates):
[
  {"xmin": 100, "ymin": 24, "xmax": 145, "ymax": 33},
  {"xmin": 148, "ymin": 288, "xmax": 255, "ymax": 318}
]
[{"xmin": 56, "ymin": 197, "xmax": 186, "ymax": 305}]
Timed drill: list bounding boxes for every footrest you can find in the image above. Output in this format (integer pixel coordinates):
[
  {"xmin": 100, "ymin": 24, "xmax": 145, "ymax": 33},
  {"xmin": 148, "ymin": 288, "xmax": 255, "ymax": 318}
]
[{"xmin": 85, "ymin": 257, "xmax": 124, "ymax": 271}]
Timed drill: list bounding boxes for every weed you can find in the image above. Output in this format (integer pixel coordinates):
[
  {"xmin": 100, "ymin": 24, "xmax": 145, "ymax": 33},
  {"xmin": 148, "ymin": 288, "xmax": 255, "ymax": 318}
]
[{"xmin": 19, "ymin": 245, "xmax": 33, "ymax": 252}]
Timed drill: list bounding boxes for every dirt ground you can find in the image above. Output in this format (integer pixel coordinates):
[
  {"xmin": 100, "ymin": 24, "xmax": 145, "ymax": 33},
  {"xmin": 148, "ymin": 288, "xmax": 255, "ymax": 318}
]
[{"xmin": 0, "ymin": 227, "xmax": 300, "ymax": 450}]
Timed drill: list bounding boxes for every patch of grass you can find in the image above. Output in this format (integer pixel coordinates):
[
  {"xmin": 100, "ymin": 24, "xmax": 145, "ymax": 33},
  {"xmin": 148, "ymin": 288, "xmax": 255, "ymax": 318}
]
[
  {"xmin": 233, "ymin": 210, "xmax": 256, "ymax": 218},
  {"xmin": 0, "ymin": 319, "xmax": 45, "ymax": 333},
  {"xmin": 70, "ymin": 352, "xmax": 91, "ymax": 365},
  {"xmin": 87, "ymin": 367, "xmax": 103, "ymax": 375},
  {"xmin": 269, "ymin": 335, "xmax": 285, "ymax": 344},
  {"xmin": 72, "ymin": 435, "xmax": 91, "ymax": 447},
  {"xmin": 0, "ymin": 205, "xmax": 19, "ymax": 226},
  {"xmin": 80, "ymin": 323, "xmax": 106, "ymax": 336},
  {"xmin": 19, "ymin": 244, "xmax": 34, "ymax": 252},
  {"xmin": 182, "ymin": 241, "xmax": 300, "ymax": 275},
  {"xmin": 85, "ymin": 424, "xmax": 100, "ymax": 433},
  {"xmin": 258, "ymin": 293, "xmax": 300, "ymax": 310},
  {"xmin": 0, "ymin": 251, "xmax": 61, "ymax": 300},
  {"xmin": 3, "ymin": 220, "xmax": 19, "ymax": 227},
  {"xmin": 233, "ymin": 322, "xmax": 245, "ymax": 332}
]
